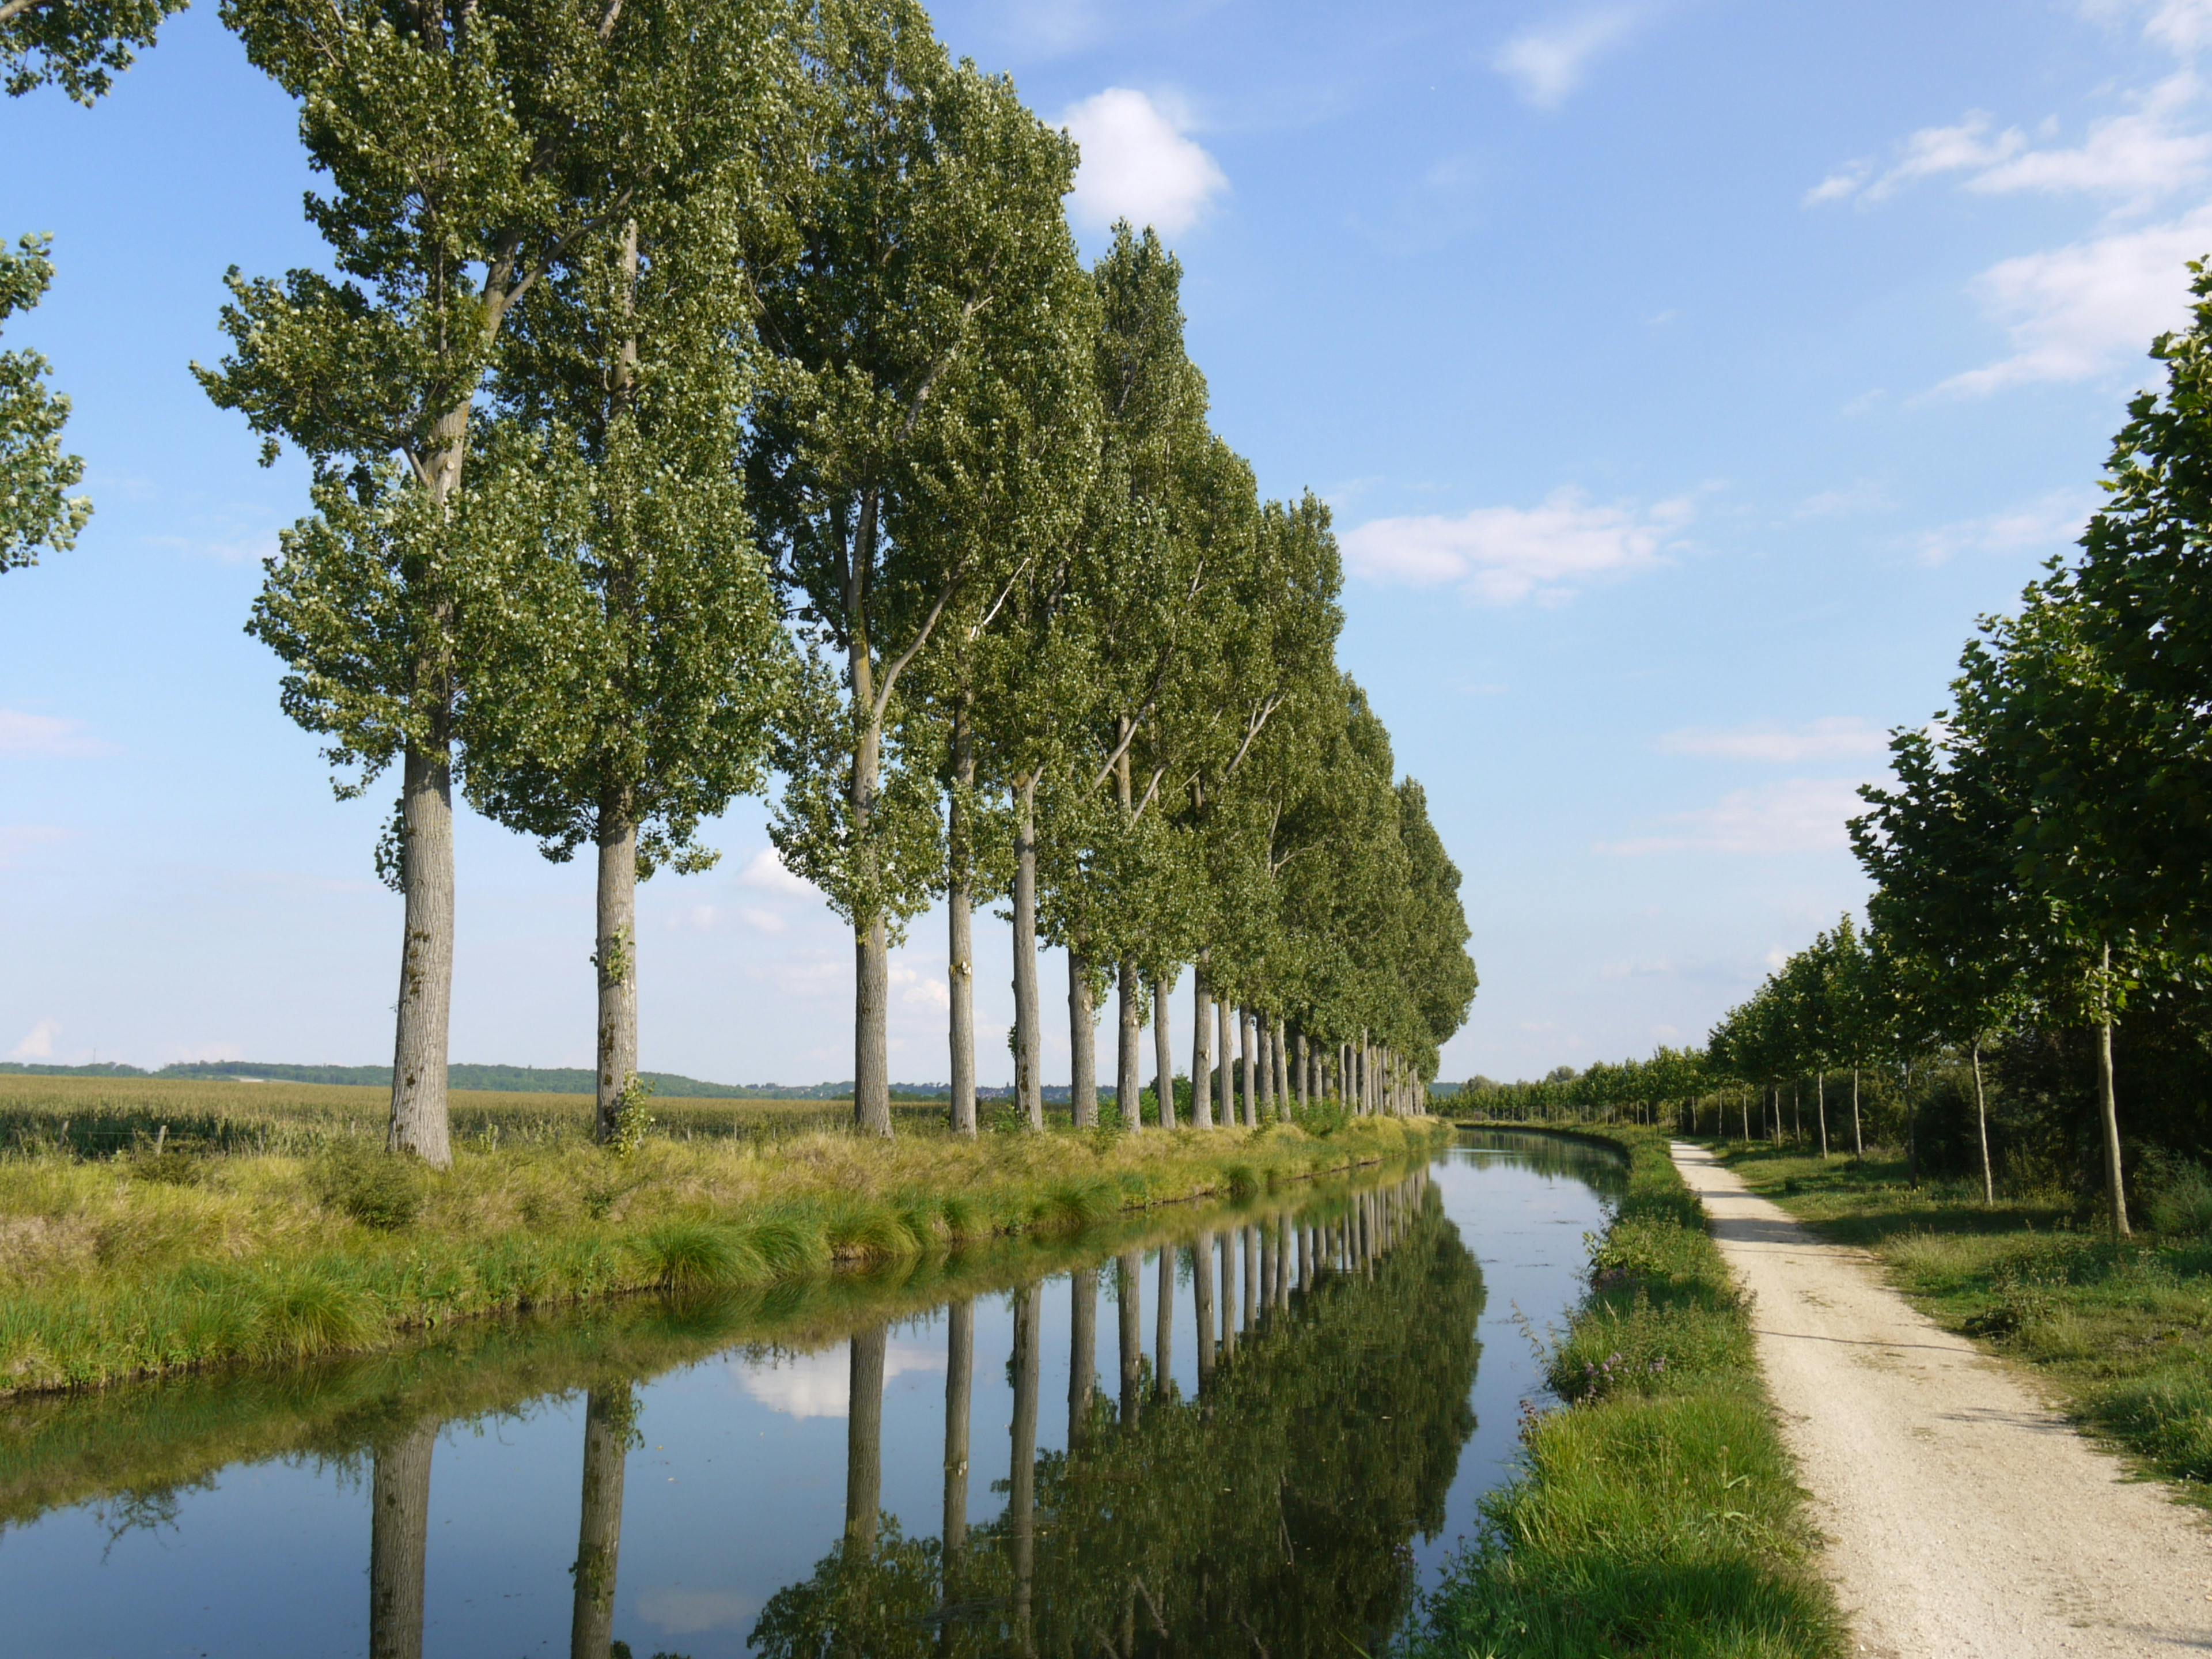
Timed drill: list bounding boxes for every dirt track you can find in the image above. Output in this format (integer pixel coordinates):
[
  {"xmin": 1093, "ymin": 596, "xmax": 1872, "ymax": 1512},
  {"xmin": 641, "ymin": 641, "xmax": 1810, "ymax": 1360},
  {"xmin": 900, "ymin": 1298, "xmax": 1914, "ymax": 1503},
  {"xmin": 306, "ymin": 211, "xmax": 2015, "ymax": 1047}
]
[{"xmin": 1670, "ymin": 1142, "xmax": 2212, "ymax": 1658}]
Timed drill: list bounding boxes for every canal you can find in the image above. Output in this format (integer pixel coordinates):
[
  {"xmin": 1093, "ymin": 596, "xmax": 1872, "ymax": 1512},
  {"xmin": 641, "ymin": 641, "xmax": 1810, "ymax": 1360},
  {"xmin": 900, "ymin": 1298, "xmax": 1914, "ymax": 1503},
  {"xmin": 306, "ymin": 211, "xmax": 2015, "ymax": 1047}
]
[{"xmin": 0, "ymin": 1128, "xmax": 1624, "ymax": 1657}]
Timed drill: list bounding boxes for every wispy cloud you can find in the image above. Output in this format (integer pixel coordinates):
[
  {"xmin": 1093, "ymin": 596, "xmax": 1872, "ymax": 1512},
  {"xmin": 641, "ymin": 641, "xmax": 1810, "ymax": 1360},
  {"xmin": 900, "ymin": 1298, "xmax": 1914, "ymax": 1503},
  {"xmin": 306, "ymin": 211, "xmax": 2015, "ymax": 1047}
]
[
  {"xmin": 1600, "ymin": 778, "xmax": 1869, "ymax": 856},
  {"xmin": 637, "ymin": 1588, "xmax": 759, "ymax": 1638},
  {"xmin": 7, "ymin": 1018, "xmax": 59, "ymax": 1062},
  {"xmin": 1343, "ymin": 489, "xmax": 1693, "ymax": 605},
  {"xmin": 1060, "ymin": 88, "xmax": 1229, "ymax": 236},
  {"xmin": 1935, "ymin": 207, "xmax": 2212, "ymax": 395},
  {"xmin": 0, "ymin": 709, "xmax": 109, "ymax": 757},
  {"xmin": 1492, "ymin": 9, "xmax": 1643, "ymax": 109},
  {"xmin": 1910, "ymin": 490, "xmax": 2096, "ymax": 562},
  {"xmin": 1656, "ymin": 718, "xmax": 1888, "ymax": 764},
  {"xmin": 738, "ymin": 846, "xmax": 816, "ymax": 899}
]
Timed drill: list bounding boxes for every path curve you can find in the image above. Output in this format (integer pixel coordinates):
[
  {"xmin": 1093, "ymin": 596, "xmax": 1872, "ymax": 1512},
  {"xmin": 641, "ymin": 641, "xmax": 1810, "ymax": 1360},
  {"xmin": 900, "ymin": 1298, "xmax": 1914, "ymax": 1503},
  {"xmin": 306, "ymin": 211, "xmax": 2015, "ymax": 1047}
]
[{"xmin": 1670, "ymin": 1141, "xmax": 2212, "ymax": 1658}]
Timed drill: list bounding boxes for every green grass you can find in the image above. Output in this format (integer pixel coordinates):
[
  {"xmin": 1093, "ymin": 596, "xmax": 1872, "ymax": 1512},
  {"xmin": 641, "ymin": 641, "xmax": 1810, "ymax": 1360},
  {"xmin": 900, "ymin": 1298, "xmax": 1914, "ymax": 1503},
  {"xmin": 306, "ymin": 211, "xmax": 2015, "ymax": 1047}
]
[
  {"xmin": 1717, "ymin": 1143, "xmax": 2212, "ymax": 1501},
  {"xmin": 0, "ymin": 1105, "xmax": 1444, "ymax": 1397},
  {"xmin": 1410, "ymin": 1126, "xmax": 1843, "ymax": 1659}
]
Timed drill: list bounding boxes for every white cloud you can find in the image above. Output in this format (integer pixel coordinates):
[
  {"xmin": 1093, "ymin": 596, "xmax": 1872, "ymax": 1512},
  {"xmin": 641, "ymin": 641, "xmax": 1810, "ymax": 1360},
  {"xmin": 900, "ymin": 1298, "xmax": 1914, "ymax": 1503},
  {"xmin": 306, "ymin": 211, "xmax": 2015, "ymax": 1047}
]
[
  {"xmin": 0, "ymin": 710, "xmax": 109, "ymax": 757},
  {"xmin": 9, "ymin": 1018, "xmax": 59, "ymax": 1062},
  {"xmin": 1911, "ymin": 490, "xmax": 2096, "ymax": 563},
  {"xmin": 2086, "ymin": 0, "xmax": 2212, "ymax": 54},
  {"xmin": 1809, "ymin": 112, "xmax": 2027, "ymax": 206},
  {"xmin": 1059, "ymin": 89, "xmax": 1228, "ymax": 236},
  {"xmin": 889, "ymin": 962, "xmax": 950, "ymax": 1011},
  {"xmin": 1343, "ymin": 489, "xmax": 1693, "ymax": 605},
  {"xmin": 1812, "ymin": 73, "xmax": 2210, "ymax": 213},
  {"xmin": 730, "ymin": 1339, "xmax": 946, "ymax": 1420},
  {"xmin": 1656, "ymin": 718, "xmax": 1888, "ymax": 764},
  {"xmin": 1601, "ymin": 778, "xmax": 1870, "ymax": 856},
  {"xmin": 1492, "ymin": 10, "xmax": 1642, "ymax": 109},
  {"xmin": 739, "ymin": 846, "xmax": 816, "ymax": 899},
  {"xmin": 1936, "ymin": 204, "xmax": 2212, "ymax": 395},
  {"xmin": 637, "ymin": 1588, "xmax": 759, "ymax": 1637}
]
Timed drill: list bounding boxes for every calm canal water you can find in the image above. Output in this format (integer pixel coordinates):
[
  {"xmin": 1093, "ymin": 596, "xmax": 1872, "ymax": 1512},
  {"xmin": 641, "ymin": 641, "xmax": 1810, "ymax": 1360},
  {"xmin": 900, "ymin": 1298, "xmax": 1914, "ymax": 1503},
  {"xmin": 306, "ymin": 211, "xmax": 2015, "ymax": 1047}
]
[{"xmin": 0, "ymin": 1129, "xmax": 1623, "ymax": 1657}]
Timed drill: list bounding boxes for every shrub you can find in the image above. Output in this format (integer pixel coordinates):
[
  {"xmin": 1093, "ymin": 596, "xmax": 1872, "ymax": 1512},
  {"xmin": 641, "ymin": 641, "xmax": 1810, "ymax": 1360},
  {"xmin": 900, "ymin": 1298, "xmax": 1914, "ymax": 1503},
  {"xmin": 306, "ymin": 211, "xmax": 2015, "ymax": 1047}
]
[
  {"xmin": 2147, "ymin": 1160, "xmax": 2212, "ymax": 1238},
  {"xmin": 311, "ymin": 1143, "xmax": 425, "ymax": 1231}
]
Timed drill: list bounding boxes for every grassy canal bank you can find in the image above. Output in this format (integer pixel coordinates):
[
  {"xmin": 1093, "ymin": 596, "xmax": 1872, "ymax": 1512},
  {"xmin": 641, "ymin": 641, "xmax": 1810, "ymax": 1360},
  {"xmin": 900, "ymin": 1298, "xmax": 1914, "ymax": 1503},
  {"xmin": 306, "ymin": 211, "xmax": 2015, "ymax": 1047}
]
[
  {"xmin": 1719, "ymin": 1143, "xmax": 2212, "ymax": 1503},
  {"xmin": 0, "ymin": 1109, "xmax": 1443, "ymax": 1397},
  {"xmin": 1415, "ymin": 1124, "xmax": 1842, "ymax": 1659}
]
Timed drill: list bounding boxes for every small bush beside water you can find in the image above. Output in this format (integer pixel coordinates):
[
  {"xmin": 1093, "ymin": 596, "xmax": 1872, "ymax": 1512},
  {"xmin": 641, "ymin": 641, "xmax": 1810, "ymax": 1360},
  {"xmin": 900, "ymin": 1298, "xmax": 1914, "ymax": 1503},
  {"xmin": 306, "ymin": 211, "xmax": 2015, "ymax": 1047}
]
[{"xmin": 1410, "ymin": 1126, "xmax": 1842, "ymax": 1659}]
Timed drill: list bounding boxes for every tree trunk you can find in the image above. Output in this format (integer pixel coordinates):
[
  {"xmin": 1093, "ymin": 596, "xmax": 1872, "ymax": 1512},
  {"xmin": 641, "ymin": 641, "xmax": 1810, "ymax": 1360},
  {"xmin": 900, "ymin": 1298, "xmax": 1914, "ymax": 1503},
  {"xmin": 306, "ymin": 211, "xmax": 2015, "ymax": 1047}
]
[
  {"xmin": 942, "ymin": 1300, "xmax": 971, "ymax": 1566},
  {"xmin": 1273, "ymin": 1017, "xmax": 1289, "ymax": 1118},
  {"xmin": 1116, "ymin": 1251, "xmax": 1142, "ymax": 1427},
  {"xmin": 571, "ymin": 1385, "xmax": 630, "ymax": 1659},
  {"xmin": 854, "ymin": 915, "xmax": 890, "ymax": 1138},
  {"xmin": 389, "ymin": 737, "xmax": 455, "ymax": 1168},
  {"xmin": 594, "ymin": 796, "xmax": 638, "ymax": 1143},
  {"xmin": 369, "ymin": 1421, "xmax": 434, "ymax": 1659},
  {"xmin": 1012, "ymin": 777, "xmax": 1042, "ymax": 1130},
  {"xmin": 1850, "ymin": 1068, "xmax": 1863, "ymax": 1158},
  {"xmin": 1008, "ymin": 1284, "xmax": 1038, "ymax": 1653},
  {"xmin": 1192, "ymin": 1233, "xmax": 1215, "ymax": 1388},
  {"xmin": 1243, "ymin": 1225, "xmax": 1259, "ymax": 1333},
  {"xmin": 1069, "ymin": 1266, "xmax": 1097, "ymax": 1449},
  {"xmin": 1069, "ymin": 950, "xmax": 1097, "ymax": 1128},
  {"xmin": 848, "ymin": 502, "xmax": 892, "ymax": 1140},
  {"xmin": 1154, "ymin": 1243, "xmax": 1175, "ymax": 1402},
  {"xmin": 1116, "ymin": 957, "xmax": 1142, "ymax": 1130},
  {"xmin": 1255, "ymin": 1015, "xmax": 1273, "ymax": 1122},
  {"xmin": 1191, "ymin": 960, "xmax": 1214, "ymax": 1128},
  {"xmin": 946, "ymin": 702, "xmax": 976, "ymax": 1138},
  {"xmin": 1216, "ymin": 997, "xmax": 1233, "ymax": 1127},
  {"xmin": 1241, "ymin": 1008, "xmax": 1258, "ymax": 1128},
  {"xmin": 1218, "ymin": 1228, "xmax": 1237, "ymax": 1358},
  {"xmin": 1152, "ymin": 974, "xmax": 1175, "ymax": 1130},
  {"xmin": 1971, "ymin": 1040, "xmax": 1994, "ymax": 1206},
  {"xmin": 845, "ymin": 1326, "xmax": 885, "ymax": 1550},
  {"xmin": 2098, "ymin": 942, "xmax": 2130, "ymax": 1236},
  {"xmin": 1815, "ymin": 1069, "xmax": 1828, "ymax": 1160}
]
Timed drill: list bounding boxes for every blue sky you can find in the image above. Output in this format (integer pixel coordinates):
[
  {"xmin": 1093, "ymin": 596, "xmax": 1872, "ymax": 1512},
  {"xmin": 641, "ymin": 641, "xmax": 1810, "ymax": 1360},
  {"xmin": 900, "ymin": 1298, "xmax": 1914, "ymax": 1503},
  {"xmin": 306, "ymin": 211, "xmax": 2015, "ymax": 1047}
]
[{"xmin": 2, "ymin": 0, "xmax": 2204, "ymax": 1084}]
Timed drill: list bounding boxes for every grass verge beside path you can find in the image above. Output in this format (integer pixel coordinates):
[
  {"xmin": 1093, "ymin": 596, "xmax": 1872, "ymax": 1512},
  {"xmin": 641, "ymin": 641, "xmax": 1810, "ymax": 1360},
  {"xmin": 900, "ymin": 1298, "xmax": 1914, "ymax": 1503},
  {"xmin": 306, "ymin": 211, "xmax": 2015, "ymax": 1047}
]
[
  {"xmin": 1718, "ymin": 1143, "xmax": 2212, "ymax": 1503},
  {"xmin": 0, "ymin": 1116, "xmax": 1441, "ymax": 1398},
  {"xmin": 1411, "ymin": 1126, "xmax": 1842, "ymax": 1659}
]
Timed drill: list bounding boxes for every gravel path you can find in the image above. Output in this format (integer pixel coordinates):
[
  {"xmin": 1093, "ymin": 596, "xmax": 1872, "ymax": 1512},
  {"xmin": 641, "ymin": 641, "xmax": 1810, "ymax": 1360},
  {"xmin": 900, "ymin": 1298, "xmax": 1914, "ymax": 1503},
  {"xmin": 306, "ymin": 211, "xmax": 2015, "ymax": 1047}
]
[{"xmin": 1670, "ymin": 1142, "xmax": 2212, "ymax": 1658}]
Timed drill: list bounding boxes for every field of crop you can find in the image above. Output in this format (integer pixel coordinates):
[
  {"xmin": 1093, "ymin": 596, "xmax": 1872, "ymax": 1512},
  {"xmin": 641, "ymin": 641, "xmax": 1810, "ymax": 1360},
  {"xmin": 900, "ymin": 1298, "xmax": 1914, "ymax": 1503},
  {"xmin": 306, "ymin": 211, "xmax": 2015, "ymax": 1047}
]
[{"xmin": 0, "ymin": 1073, "xmax": 959, "ymax": 1158}]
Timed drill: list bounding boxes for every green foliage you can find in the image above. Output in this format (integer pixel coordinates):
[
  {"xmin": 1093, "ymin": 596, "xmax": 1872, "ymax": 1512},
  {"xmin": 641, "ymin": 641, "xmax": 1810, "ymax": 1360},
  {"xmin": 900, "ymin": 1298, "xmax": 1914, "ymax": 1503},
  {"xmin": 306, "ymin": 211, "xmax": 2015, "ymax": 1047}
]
[
  {"xmin": 2, "ymin": 0, "xmax": 184, "ymax": 101},
  {"xmin": 0, "ymin": 234, "xmax": 89, "ymax": 573}
]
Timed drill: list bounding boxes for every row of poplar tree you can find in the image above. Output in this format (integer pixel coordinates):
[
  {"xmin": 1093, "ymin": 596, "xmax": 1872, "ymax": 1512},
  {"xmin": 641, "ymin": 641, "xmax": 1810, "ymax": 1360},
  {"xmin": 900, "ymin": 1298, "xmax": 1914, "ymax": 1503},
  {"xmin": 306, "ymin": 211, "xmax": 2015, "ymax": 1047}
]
[
  {"xmin": 1, "ymin": 0, "xmax": 1479, "ymax": 1165},
  {"xmin": 1472, "ymin": 266, "xmax": 2212, "ymax": 1234}
]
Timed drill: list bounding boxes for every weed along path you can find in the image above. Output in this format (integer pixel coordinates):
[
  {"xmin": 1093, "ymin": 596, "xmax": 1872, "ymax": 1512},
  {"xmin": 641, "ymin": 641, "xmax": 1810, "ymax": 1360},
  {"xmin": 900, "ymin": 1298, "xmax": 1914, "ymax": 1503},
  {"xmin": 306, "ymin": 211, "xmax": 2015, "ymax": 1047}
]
[{"xmin": 1671, "ymin": 1142, "xmax": 2212, "ymax": 1658}]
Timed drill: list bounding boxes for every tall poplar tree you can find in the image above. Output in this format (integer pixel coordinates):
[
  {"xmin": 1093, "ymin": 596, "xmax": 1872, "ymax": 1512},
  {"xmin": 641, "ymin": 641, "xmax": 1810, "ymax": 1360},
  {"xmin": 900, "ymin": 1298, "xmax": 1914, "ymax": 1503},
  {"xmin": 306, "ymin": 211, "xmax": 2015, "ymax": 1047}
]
[
  {"xmin": 459, "ymin": 0, "xmax": 795, "ymax": 1140},
  {"xmin": 203, "ymin": 0, "xmax": 656, "ymax": 1164},
  {"xmin": 749, "ymin": 0, "xmax": 1094, "ymax": 1135}
]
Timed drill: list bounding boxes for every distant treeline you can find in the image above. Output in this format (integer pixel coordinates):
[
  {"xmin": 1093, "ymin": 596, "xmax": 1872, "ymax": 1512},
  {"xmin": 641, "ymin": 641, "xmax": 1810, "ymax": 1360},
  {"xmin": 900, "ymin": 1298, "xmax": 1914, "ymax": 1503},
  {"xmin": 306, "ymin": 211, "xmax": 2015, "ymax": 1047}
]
[{"xmin": 0, "ymin": 1060, "xmax": 1119, "ymax": 1104}]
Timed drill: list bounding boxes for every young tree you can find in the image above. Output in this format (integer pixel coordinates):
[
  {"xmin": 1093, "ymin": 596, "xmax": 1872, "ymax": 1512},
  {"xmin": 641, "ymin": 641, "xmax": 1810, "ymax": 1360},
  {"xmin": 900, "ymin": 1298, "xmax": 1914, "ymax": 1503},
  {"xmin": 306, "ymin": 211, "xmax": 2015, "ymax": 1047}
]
[{"xmin": 203, "ymin": 0, "xmax": 650, "ymax": 1165}]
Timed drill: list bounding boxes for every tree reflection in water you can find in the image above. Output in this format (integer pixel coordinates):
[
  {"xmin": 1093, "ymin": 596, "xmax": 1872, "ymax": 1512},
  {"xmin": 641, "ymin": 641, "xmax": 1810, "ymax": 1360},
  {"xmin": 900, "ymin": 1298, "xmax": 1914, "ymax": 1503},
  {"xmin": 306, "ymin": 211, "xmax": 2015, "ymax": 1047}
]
[{"xmin": 749, "ymin": 1168, "xmax": 1481, "ymax": 1659}]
